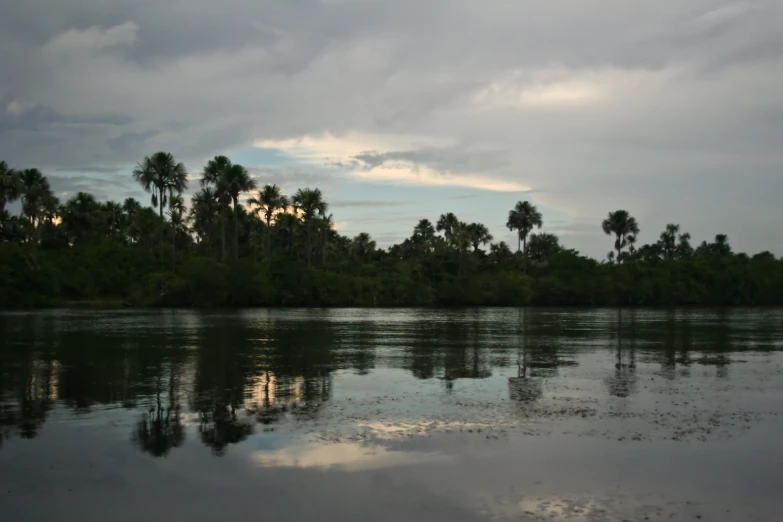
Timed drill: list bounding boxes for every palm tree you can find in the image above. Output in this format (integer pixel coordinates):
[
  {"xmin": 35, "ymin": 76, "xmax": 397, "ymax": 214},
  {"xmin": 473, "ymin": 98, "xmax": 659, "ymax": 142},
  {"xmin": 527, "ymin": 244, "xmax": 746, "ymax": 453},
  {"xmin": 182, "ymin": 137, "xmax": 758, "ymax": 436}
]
[
  {"xmin": 601, "ymin": 210, "xmax": 639, "ymax": 263},
  {"xmin": 528, "ymin": 232, "xmax": 560, "ymax": 262},
  {"xmin": 132, "ymin": 152, "xmax": 188, "ymax": 219},
  {"xmin": 60, "ymin": 192, "xmax": 103, "ymax": 244},
  {"xmin": 489, "ymin": 241, "xmax": 513, "ymax": 263},
  {"xmin": 292, "ymin": 188, "xmax": 328, "ymax": 265},
  {"xmin": 122, "ymin": 197, "xmax": 141, "ymax": 218},
  {"xmin": 436, "ymin": 213, "xmax": 459, "ymax": 246},
  {"xmin": 0, "ymin": 161, "xmax": 22, "ymax": 212},
  {"xmin": 19, "ymin": 169, "xmax": 58, "ymax": 240},
  {"xmin": 412, "ymin": 219, "xmax": 436, "ymax": 242},
  {"xmin": 352, "ymin": 232, "xmax": 376, "ymax": 261},
  {"xmin": 625, "ymin": 234, "xmax": 637, "ymax": 260},
  {"xmin": 506, "ymin": 201, "xmax": 543, "ymax": 270},
  {"xmin": 274, "ymin": 212, "xmax": 299, "ymax": 254},
  {"xmin": 200, "ymin": 156, "xmax": 234, "ymax": 260},
  {"xmin": 314, "ymin": 213, "xmax": 334, "ymax": 263},
  {"xmin": 103, "ymin": 201, "xmax": 125, "ymax": 242},
  {"xmin": 190, "ymin": 188, "xmax": 221, "ymax": 246},
  {"xmin": 223, "ymin": 164, "xmax": 256, "ymax": 257},
  {"xmin": 466, "ymin": 222, "xmax": 493, "ymax": 253},
  {"xmin": 168, "ymin": 195, "xmax": 186, "ymax": 265},
  {"xmin": 200, "ymin": 157, "xmax": 255, "ymax": 258},
  {"xmin": 133, "ymin": 152, "xmax": 188, "ymax": 259},
  {"xmin": 659, "ymin": 224, "xmax": 679, "ymax": 260},
  {"xmin": 676, "ymin": 232, "xmax": 693, "ymax": 259},
  {"xmin": 248, "ymin": 184, "xmax": 289, "ymax": 255}
]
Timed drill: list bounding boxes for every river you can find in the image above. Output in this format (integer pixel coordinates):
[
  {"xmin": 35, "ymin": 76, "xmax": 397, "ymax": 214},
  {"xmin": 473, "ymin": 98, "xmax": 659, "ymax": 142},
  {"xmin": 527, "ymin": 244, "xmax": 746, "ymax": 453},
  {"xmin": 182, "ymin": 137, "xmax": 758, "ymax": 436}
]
[{"xmin": 1, "ymin": 308, "xmax": 782, "ymax": 521}]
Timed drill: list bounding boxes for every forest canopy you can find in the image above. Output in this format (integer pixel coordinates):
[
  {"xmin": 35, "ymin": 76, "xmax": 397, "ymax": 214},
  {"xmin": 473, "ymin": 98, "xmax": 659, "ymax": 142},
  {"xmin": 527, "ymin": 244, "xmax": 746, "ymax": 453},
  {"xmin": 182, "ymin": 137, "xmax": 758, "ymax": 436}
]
[{"xmin": 1, "ymin": 156, "xmax": 781, "ymax": 308}]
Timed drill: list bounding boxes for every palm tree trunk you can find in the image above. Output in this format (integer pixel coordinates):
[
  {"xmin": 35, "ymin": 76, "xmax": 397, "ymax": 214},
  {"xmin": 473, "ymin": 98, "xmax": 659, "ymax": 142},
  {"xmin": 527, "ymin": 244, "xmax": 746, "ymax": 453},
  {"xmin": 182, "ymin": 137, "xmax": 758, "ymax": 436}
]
[
  {"xmin": 221, "ymin": 215, "xmax": 226, "ymax": 262},
  {"xmin": 306, "ymin": 226, "xmax": 312, "ymax": 266},
  {"xmin": 159, "ymin": 190, "xmax": 165, "ymax": 266},
  {"xmin": 517, "ymin": 234, "xmax": 521, "ymax": 253},
  {"xmin": 616, "ymin": 233, "xmax": 622, "ymax": 264},
  {"xmin": 523, "ymin": 236, "xmax": 528, "ymax": 273},
  {"xmin": 172, "ymin": 228, "xmax": 176, "ymax": 271},
  {"xmin": 266, "ymin": 216, "xmax": 272, "ymax": 259},
  {"xmin": 233, "ymin": 199, "xmax": 239, "ymax": 258}
]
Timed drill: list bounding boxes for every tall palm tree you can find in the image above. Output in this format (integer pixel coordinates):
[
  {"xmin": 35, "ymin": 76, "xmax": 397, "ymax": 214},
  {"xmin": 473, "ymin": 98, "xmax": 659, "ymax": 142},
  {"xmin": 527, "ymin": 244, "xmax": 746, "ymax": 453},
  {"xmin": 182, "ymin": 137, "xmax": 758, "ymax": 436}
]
[
  {"xmin": 453, "ymin": 221, "xmax": 472, "ymax": 274},
  {"xmin": 201, "ymin": 156, "xmax": 255, "ymax": 258},
  {"xmin": 466, "ymin": 222, "xmax": 493, "ymax": 253},
  {"xmin": 601, "ymin": 210, "xmax": 639, "ymax": 263},
  {"xmin": 189, "ymin": 188, "xmax": 222, "ymax": 246},
  {"xmin": 132, "ymin": 152, "xmax": 188, "ymax": 219},
  {"xmin": 168, "ymin": 194, "xmax": 186, "ymax": 265},
  {"xmin": 274, "ymin": 212, "xmax": 299, "ymax": 254},
  {"xmin": 411, "ymin": 218, "xmax": 437, "ymax": 255},
  {"xmin": 506, "ymin": 201, "xmax": 543, "ymax": 270},
  {"xmin": 223, "ymin": 164, "xmax": 256, "ymax": 257},
  {"xmin": 436, "ymin": 213, "xmax": 460, "ymax": 246},
  {"xmin": 659, "ymin": 224, "xmax": 679, "ymax": 260},
  {"xmin": 19, "ymin": 169, "xmax": 58, "ymax": 240},
  {"xmin": 200, "ymin": 156, "xmax": 234, "ymax": 260},
  {"xmin": 103, "ymin": 201, "xmax": 125, "ymax": 241},
  {"xmin": 248, "ymin": 184, "xmax": 289, "ymax": 255},
  {"xmin": 0, "ymin": 161, "xmax": 22, "ymax": 212},
  {"xmin": 314, "ymin": 213, "xmax": 334, "ymax": 264},
  {"xmin": 133, "ymin": 152, "xmax": 188, "ymax": 259},
  {"xmin": 292, "ymin": 188, "xmax": 328, "ymax": 265},
  {"xmin": 20, "ymin": 168, "xmax": 49, "ymax": 224}
]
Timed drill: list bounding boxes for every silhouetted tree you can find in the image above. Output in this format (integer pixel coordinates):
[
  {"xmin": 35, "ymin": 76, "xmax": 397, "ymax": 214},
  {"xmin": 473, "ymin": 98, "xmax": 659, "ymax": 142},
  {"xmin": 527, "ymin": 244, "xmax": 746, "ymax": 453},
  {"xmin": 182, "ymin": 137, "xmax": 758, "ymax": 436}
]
[{"xmin": 602, "ymin": 210, "xmax": 639, "ymax": 263}]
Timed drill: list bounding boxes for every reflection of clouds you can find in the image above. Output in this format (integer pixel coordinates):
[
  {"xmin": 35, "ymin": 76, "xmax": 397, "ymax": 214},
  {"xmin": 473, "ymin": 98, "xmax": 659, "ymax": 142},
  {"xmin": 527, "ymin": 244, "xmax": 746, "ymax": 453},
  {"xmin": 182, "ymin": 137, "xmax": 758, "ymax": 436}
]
[
  {"xmin": 251, "ymin": 441, "xmax": 450, "ymax": 471},
  {"xmin": 248, "ymin": 372, "xmax": 306, "ymax": 405},
  {"xmin": 479, "ymin": 492, "xmax": 655, "ymax": 522}
]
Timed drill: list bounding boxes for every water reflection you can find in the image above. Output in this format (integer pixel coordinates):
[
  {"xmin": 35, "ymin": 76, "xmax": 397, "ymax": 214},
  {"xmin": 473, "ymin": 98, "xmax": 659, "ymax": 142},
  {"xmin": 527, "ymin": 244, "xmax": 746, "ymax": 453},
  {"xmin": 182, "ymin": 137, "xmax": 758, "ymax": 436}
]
[{"xmin": 0, "ymin": 308, "xmax": 781, "ymax": 456}]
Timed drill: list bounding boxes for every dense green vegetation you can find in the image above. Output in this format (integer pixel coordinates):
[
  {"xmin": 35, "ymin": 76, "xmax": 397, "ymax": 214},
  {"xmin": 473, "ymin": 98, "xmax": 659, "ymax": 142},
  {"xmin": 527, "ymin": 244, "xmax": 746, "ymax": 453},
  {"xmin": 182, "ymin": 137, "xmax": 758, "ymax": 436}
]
[{"xmin": 1, "ymin": 155, "xmax": 782, "ymax": 307}]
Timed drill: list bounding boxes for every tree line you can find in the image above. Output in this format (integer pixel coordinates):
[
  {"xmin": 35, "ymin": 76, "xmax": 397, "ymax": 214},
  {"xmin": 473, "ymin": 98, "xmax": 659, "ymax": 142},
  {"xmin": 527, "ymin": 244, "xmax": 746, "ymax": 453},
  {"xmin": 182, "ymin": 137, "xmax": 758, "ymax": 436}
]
[{"xmin": 1, "ymin": 154, "xmax": 782, "ymax": 307}]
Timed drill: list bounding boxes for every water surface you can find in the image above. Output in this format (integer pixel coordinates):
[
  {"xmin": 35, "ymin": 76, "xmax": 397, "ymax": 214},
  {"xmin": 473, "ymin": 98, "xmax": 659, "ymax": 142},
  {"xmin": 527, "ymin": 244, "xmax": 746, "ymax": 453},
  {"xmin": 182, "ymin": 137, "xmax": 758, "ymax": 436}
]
[{"xmin": 1, "ymin": 308, "xmax": 782, "ymax": 521}]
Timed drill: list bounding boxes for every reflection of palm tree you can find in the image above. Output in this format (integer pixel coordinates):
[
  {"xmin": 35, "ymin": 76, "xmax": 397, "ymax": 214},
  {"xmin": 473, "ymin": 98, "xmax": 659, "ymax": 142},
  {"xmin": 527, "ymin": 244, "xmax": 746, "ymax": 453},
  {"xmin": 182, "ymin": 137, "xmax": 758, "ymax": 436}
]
[
  {"xmin": 133, "ymin": 405, "xmax": 185, "ymax": 457},
  {"xmin": 606, "ymin": 310, "xmax": 638, "ymax": 398},
  {"xmin": 132, "ymin": 366, "xmax": 185, "ymax": 458},
  {"xmin": 508, "ymin": 309, "xmax": 543, "ymax": 402},
  {"xmin": 198, "ymin": 405, "xmax": 254, "ymax": 456}
]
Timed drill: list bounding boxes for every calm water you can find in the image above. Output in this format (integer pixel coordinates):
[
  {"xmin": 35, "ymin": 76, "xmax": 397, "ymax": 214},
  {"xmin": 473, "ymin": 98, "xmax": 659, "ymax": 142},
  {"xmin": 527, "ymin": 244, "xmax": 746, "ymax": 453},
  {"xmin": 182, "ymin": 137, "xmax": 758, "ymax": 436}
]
[{"xmin": 1, "ymin": 308, "xmax": 783, "ymax": 521}]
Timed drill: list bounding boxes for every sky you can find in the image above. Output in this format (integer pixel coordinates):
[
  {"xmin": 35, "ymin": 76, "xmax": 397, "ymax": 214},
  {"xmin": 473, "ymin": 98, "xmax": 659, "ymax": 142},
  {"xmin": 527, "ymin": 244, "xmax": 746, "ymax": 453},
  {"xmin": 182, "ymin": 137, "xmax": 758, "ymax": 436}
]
[{"xmin": 1, "ymin": 0, "xmax": 781, "ymax": 258}]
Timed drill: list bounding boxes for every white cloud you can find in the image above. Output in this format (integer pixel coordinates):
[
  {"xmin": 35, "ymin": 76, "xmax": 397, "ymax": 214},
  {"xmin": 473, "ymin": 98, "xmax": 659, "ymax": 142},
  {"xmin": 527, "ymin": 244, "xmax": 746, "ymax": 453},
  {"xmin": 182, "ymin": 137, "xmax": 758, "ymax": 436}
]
[
  {"xmin": 43, "ymin": 22, "xmax": 139, "ymax": 56},
  {"xmin": 5, "ymin": 99, "xmax": 31, "ymax": 116},
  {"xmin": 256, "ymin": 133, "xmax": 529, "ymax": 192},
  {"xmin": 695, "ymin": 2, "xmax": 755, "ymax": 27},
  {"xmin": 251, "ymin": 440, "xmax": 450, "ymax": 471}
]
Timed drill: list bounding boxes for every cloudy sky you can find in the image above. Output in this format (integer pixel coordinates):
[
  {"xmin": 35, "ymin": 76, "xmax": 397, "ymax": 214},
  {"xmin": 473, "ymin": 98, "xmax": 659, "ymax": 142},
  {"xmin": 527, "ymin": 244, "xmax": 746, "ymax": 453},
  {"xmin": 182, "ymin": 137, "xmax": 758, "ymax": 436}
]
[{"xmin": 1, "ymin": 0, "xmax": 781, "ymax": 257}]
